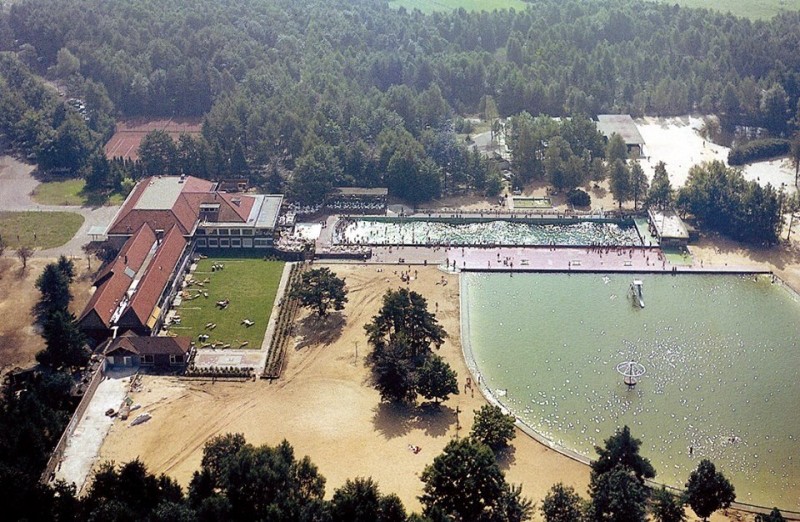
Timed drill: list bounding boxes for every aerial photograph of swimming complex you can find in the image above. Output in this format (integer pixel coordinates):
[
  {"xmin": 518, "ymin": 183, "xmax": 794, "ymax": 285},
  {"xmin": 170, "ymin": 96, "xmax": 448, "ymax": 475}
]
[{"xmin": 1, "ymin": 0, "xmax": 800, "ymax": 520}]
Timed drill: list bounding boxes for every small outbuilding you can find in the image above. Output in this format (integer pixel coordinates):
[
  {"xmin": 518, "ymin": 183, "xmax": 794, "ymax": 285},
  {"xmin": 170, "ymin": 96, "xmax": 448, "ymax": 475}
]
[
  {"xmin": 596, "ymin": 115, "xmax": 646, "ymax": 157},
  {"xmin": 105, "ymin": 334, "xmax": 191, "ymax": 370},
  {"xmin": 648, "ymin": 208, "xmax": 690, "ymax": 247}
]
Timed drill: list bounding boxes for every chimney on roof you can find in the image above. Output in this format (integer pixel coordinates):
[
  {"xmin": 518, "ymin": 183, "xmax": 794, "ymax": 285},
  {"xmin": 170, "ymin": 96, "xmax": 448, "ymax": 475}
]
[
  {"xmin": 124, "ymin": 255, "xmax": 128, "ymax": 264},
  {"xmin": 179, "ymin": 174, "xmax": 186, "ymax": 183}
]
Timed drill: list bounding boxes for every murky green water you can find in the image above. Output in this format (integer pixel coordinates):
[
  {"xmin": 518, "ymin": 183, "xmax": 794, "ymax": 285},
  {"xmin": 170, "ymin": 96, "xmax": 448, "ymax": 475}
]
[{"xmin": 464, "ymin": 272, "xmax": 800, "ymax": 510}]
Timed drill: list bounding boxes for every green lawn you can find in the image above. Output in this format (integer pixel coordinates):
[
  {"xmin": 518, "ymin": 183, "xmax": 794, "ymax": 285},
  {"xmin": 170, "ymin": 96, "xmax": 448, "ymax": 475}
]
[
  {"xmin": 31, "ymin": 178, "xmax": 128, "ymax": 207},
  {"xmin": 30, "ymin": 179, "xmax": 86, "ymax": 206},
  {"xmin": 171, "ymin": 257, "xmax": 285, "ymax": 349},
  {"xmin": 389, "ymin": 0, "xmax": 526, "ymax": 14},
  {"xmin": 512, "ymin": 197, "xmax": 551, "ymax": 209},
  {"xmin": 663, "ymin": 246, "xmax": 694, "ymax": 266},
  {"xmin": 0, "ymin": 211, "xmax": 84, "ymax": 249},
  {"xmin": 650, "ymin": 0, "xmax": 800, "ymax": 19}
]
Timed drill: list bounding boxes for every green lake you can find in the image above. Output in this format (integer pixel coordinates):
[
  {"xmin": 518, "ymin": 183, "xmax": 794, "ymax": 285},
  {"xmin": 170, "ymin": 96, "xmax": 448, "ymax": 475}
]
[{"xmin": 463, "ymin": 272, "xmax": 800, "ymax": 511}]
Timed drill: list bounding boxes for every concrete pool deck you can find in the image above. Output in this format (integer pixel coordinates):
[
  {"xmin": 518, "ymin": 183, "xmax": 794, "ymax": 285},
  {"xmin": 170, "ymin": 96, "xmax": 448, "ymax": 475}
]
[{"xmin": 327, "ymin": 244, "xmax": 767, "ymax": 275}]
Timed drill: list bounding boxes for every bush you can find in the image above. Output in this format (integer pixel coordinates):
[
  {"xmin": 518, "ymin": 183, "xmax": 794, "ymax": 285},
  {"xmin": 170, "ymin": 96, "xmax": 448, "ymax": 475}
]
[
  {"xmin": 728, "ymin": 138, "xmax": 789, "ymax": 165},
  {"xmin": 567, "ymin": 188, "xmax": 591, "ymax": 207}
]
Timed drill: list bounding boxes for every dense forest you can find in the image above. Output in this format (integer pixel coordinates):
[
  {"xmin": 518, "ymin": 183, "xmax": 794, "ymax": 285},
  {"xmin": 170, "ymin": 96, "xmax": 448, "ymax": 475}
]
[{"xmin": 2, "ymin": 0, "xmax": 800, "ymax": 204}]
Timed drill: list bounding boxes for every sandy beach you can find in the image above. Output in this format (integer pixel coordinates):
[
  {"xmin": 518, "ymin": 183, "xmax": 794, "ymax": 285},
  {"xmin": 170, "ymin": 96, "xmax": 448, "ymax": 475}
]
[
  {"xmin": 94, "ymin": 264, "xmax": 591, "ymax": 516},
  {"xmin": 88, "ymin": 257, "xmax": 785, "ymax": 520}
]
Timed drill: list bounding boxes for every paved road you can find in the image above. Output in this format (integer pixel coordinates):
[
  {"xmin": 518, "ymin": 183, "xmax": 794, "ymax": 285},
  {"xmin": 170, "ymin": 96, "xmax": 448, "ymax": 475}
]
[{"xmin": 0, "ymin": 156, "xmax": 121, "ymax": 258}]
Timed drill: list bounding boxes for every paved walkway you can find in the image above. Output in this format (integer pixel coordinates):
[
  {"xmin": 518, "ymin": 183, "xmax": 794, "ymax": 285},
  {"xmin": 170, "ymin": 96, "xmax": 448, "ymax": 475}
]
[
  {"xmin": 0, "ymin": 155, "xmax": 121, "ymax": 258},
  {"xmin": 54, "ymin": 369, "xmax": 132, "ymax": 494}
]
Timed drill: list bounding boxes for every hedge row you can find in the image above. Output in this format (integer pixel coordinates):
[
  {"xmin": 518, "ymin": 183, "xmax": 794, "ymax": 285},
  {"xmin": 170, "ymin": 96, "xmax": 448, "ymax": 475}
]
[
  {"xmin": 728, "ymin": 138, "xmax": 789, "ymax": 166},
  {"xmin": 184, "ymin": 366, "xmax": 254, "ymax": 379},
  {"xmin": 262, "ymin": 263, "xmax": 305, "ymax": 379}
]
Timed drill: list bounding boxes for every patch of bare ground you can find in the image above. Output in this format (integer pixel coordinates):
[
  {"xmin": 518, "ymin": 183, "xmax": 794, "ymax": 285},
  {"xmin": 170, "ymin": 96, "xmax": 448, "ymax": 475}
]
[{"xmin": 0, "ymin": 256, "xmax": 94, "ymax": 376}]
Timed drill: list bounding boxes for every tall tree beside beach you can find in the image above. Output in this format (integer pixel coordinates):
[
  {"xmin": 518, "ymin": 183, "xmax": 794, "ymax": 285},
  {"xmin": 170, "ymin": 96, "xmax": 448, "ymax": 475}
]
[
  {"xmin": 420, "ymin": 438, "xmax": 533, "ymax": 522},
  {"xmin": 292, "ymin": 267, "xmax": 348, "ymax": 318},
  {"xmin": 588, "ymin": 464, "xmax": 648, "ymax": 522},
  {"xmin": 330, "ymin": 477, "xmax": 407, "ymax": 522},
  {"xmin": 677, "ymin": 161, "xmax": 783, "ymax": 245},
  {"xmin": 415, "ymin": 353, "xmax": 458, "ymax": 404},
  {"xmin": 790, "ymin": 132, "xmax": 800, "ymax": 188},
  {"xmin": 541, "ymin": 482, "xmax": 586, "ymax": 522},
  {"xmin": 365, "ymin": 288, "xmax": 446, "ymax": 359},
  {"xmin": 587, "ymin": 426, "xmax": 654, "ymax": 522},
  {"xmin": 365, "ymin": 288, "xmax": 453, "ymax": 404},
  {"xmin": 605, "ymin": 134, "xmax": 628, "ymax": 163},
  {"xmin": 650, "ymin": 487, "xmax": 687, "ymax": 522},
  {"xmin": 684, "ymin": 459, "xmax": 735, "ymax": 521},
  {"xmin": 608, "ymin": 159, "xmax": 631, "ymax": 209},
  {"xmin": 470, "ymin": 404, "xmax": 517, "ymax": 453},
  {"xmin": 630, "ymin": 161, "xmax": 649, "ymax": 211},
  {"xmin": 647, "ymin": 161, "xmax": 673, "ymax": 210},
  {"xmin": 591, "ymin": 426, "xmax": 655, "ymax": 482}
]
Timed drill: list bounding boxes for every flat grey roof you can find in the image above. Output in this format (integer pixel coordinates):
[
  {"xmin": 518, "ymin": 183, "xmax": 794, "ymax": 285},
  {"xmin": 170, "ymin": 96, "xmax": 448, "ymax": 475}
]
[
  {"xmin": 649, "ymin": 209, "xmax": 689, "ymax": 240},
  {"xmin": 255, "ymin": 194, "xmax": 283, "ymax": 229},
  {"xmin": 596, "ymin": 115, "xmax": 645, "ymax": 146},
  {"xmin": 134, "ymin": 177, "xmax": 183, "ymax": 210}
]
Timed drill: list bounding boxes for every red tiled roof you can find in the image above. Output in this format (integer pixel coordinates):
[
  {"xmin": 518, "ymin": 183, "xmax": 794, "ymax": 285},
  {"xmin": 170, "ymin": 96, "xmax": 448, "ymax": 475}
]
[
  {"xmin": 181, "ymin": 176, "xmax": 215, "ymax": 193},
  {"xmin": 180, "ymin": 192, "xmax": 254, "ymax": 224},
  {"xmin": 106, "ymin": 335, "xmax": 191, "ymax": 356},
  {"xmin": 219, "ymin": 193, "xmax": 255, "ymax": 222},
  {"xmin": 106, "ymin": 176, "xmax": 216, "ymax": 236},
  {"xmin": 79, "ymin": 225, "xmax": 157, "ymax": 327},
  {"xmin": 120, "ymin": 226, "xmax": 187, "ymax": 329}
]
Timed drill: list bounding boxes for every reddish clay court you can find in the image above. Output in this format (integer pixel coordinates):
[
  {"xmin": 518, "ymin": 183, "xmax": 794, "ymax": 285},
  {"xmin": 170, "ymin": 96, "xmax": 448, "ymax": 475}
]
[{"xmin": 104, "ymin": 118, "xmax": 202, "ymax": 161}]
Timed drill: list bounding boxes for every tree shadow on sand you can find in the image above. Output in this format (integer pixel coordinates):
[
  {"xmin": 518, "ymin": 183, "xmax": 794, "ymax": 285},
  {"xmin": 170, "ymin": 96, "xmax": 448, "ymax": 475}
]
[
  {"xmin": 495, "ymin": 445, "xmax": 517, "ymax": 471},
  {"xmin": 294, "ymin": 312, "xmax": 345, "ymax": 350},
  {"xmin": 372, "ymin": 402, "xmax": 414, "ymax": 439},
  {"xmin": 416, "ymin": 402, "xmax": 457, "ymax": 438},
  {"xmin": 372, "ymin": 401, "xmax": 457, "ymax": 440}
]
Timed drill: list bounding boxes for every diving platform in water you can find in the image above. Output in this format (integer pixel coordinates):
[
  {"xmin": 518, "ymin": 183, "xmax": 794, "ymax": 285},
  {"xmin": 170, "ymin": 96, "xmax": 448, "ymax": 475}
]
[{"xmin": 631, "ymin": 279, "xmax": 644, "ymax": 308}]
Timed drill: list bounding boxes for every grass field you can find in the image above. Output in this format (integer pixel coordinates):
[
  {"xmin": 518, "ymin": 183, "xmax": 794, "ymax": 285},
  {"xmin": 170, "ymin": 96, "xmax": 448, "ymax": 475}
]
[
  {"xmin": 30, "ymin": 179, "xmax": 86, "ymax": 206},
  {"xmin": 0, "ymin": 211, "xmax": 84, "ymax": 249},
  {"xmin": 389, "ymin": 0, "xmax": 526, "ymax": 14},
  {"xmin": 512, "ymin": 196, "xmax": 552, "ymax": 209},
  {"xmin": 171, "ymin": 257, "xmax": 285, "ymax": 350},
  {"xmin": 651, "ymin": 0, "xmax": 800, "ymax": 20},
  {"xmin": 31, "ymin": 179, "xmax": 127, "ymax": 207}
]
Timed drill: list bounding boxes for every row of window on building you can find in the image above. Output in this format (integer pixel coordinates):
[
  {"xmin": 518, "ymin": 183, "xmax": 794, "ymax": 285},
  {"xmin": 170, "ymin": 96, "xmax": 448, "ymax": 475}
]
[{"xmin": 195, "ymin": 237, "xmax": 272, "ymax": 248}]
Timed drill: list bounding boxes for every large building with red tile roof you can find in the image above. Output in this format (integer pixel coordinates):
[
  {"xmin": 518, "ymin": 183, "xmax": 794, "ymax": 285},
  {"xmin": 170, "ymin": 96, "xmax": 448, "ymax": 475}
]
[
  {"xmin": 79, "ymin": 223, "xmax": 188, "ymax": 340},
  {"xmin": 81, "ymin": 175, "xmax": 284, "ymax": 342},
  {"xmin": 106, "ymin": 175, "xmax": 284, "ymax": 249},
  {"xmin": 104, "ymin": 332, "xmax": 191, "ymax": 369}
]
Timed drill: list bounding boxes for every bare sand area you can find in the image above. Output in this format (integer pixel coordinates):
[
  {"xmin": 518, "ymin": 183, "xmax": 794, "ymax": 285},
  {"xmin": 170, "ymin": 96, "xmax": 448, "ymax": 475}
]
[
  {"xmin": 636, "ymin": 115, "xmax": 796, "ymax": 192},
  {"xmin": 94, "ymin": 264, "xmax": 590, "ymax": 515},
  {"xmin": 519, "ymin": 115, "xmax": 797, "ymax": 212},
  {"xmin": 0, "ymin": 256, "xmax": 94, "ymax": 375}
]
